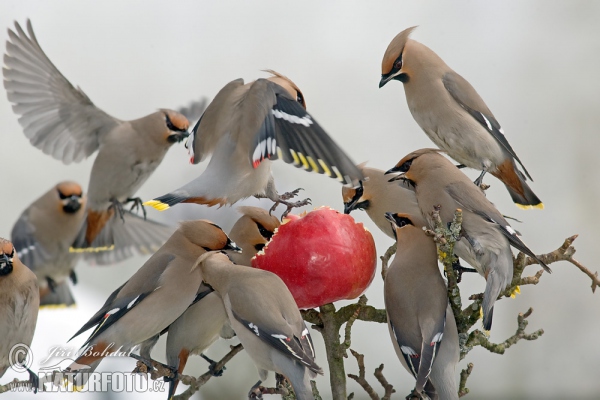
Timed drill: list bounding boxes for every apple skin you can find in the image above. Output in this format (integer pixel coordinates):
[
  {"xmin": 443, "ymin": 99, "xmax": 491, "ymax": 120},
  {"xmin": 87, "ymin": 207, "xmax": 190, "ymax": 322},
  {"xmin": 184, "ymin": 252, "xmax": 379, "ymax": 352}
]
[{"xmin": 252, "ymin": 207, "xmax": 377, "ymax": 309}]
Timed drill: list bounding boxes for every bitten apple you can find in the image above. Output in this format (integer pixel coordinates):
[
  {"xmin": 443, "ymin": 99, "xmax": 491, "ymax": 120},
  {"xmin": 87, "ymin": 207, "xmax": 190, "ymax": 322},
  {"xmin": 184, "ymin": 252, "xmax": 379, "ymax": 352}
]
[{"xmin": 252, "ymin": 207, "xmax": 377, "ymax": 309}]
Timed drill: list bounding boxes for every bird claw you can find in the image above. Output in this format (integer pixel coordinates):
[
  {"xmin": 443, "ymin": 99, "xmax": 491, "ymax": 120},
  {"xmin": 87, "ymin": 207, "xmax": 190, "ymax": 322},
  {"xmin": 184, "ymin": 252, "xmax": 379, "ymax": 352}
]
[
  {"xmin": 448, "ymin": 258, "xmax": 478, "ymax": 283},
  {"xmin": 69, "ymin": 270, "xmax": 78, "ymax": 285},
  {"xmin": 248, "ymin": 380, "xmax": 264, "ymax": 399},
  {"xmin": 279, "ymin": 188, "xmax": 304, "ymax": 201},
  {"xmin": 200, "ymin": 353, "xmax": 225, "ymax": 377},
  {"xmin": 129, "ymin": 353, "xmax": 177, "ymax": 380},
  {"xmin": 109, "ymin": 199, "xmax": 126, "ymax": 222},
  {"xmin": 405, "ymin": 389, "xmax": 425, "ymax": 400},
  {"xmin": 126, "ymin": 197, "xmax": 147, "ymax": 220}
]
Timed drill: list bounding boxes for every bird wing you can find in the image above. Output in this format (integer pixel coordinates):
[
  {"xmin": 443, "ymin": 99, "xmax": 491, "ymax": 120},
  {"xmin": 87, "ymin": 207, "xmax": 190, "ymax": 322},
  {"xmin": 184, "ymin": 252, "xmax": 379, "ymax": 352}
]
[
  {"xmin": 188, "ymin": 78, "xmax": 245, "ymax": 163},
  {"xmin": 82, "ymin": 211, "xmax": 175, "ymax": 265},
  {"xmin": 389, "ymin": 309, "xmax": 446, "ymax": 393},
  {"xmin": 3, "ymin": 20, "xmax": 121, "ymax": 164},
  {"xmin": 10, "ymin": 212, "xmax": 52, "ymax": 270},
  {"xmin": 245, "ymin": 79, "xmax": 363, "ymax": 187},
  {"xmin": 446, "ymin": 182, "xmax": 550, "ymax": 272},
  {"xmin": 442, "ymin": 71, "xmax": 532, "ymax": 180},
  {"xmin": 70, "ymin": 253, "xmax": 176, "ymax": 345},
  {"xmin": 231, "ymin": 309, "xmax": 322, "ymax": 375}
]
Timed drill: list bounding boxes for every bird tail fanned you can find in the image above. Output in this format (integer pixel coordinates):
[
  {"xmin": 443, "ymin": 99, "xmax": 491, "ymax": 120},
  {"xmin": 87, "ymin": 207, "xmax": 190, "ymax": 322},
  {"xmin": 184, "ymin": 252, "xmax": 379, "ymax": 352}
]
[
  {"xmin": 70, "ymin": 210, "xmax": 115, "ymax": 253},
  {"xmin": 40, "ymin": 281, "xmax": 76, "ymax": 308}
]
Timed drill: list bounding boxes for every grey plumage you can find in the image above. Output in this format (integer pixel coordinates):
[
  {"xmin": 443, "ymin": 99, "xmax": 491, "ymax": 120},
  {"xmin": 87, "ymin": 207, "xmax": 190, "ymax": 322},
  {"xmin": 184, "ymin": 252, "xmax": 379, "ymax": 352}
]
[
  {"xmin": 145, "ymin": 70, "xmax": 363, "ymax": 213},
  {"xmin": 380, "ymin": 27, "xmax": 542, "ymax": 209},
  {"xmin": 65, "ymin": 221, "xmax": 239, "ymax": 388},
  {"xmin": 3, "ymin": 20, "xmax": 190, "ymax": 250},
  {"xmin": 197, "ymin": 252, "xmax": 322, "ymax": 400},
  {"xmin": 388, "ymin": 149, "xmax": 550, "ymax": 329},
  {"xmin": 384, "ymin": 213, "xmax": 458, "ymax": 400},
  {"xmin": 0, "ymin": 238, "xmax": 39, "ymax": 381}
]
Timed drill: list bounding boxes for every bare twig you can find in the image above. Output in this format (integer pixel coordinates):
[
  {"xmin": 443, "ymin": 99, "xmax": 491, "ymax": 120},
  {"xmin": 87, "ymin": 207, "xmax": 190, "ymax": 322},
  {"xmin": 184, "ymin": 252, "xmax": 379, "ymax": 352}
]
[
  {"xmin": 458, "ymin": 363, "xmax": 474, "ymax": 397},
  {"xmin": 340, "ymin": 296, "xmax": 367, "ymax": 357},
  {"xmin": 374, "ymin": 364, "xmax": 395, "ymax": 400},
  {"xmin": 347, "ymin": 349, "xmax": 379, "ymax": 400},
  {"xmin": 311, "ymin": 380, "xmax": 323, "ymax": 400}
]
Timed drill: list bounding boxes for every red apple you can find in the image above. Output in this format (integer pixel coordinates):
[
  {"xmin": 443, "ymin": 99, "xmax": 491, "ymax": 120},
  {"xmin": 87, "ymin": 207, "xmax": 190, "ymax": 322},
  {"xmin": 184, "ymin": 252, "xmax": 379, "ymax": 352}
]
[{"xmin": 252, "ymin": 206, "xmax": 377, "ymax": 309}]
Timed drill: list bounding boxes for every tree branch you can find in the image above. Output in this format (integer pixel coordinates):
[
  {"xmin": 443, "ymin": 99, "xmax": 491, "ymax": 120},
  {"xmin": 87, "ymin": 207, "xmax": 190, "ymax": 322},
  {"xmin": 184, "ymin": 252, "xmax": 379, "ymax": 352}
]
[
  {"xmin": 380, "ymin": 243, "xmax": 397, "ymax": 281},
  {"xmin": 458, "ymin": 363, "xmax": 474, "ymax": 398}
]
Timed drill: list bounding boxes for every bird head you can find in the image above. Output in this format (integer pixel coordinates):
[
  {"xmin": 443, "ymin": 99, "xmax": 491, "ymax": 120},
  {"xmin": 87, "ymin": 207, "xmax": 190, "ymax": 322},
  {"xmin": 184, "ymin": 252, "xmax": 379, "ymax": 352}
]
[
  {"xmin": 56, "ymin": 181, "xmax": 85, "ymax": 214},
  {"xmin": 161, "ymin": 110, "xmax": 190, "ymax": 143},
  {"xmin": 385, "ymin": 148, "xmax": 443, "ymax": 186},
  {"xmin": 342, "ymin": 180, "xmax": 370, "ymax": 214},
  {"xmin": 264, "ymin": 70, "xmax": 307, "ymax": 109},
  {"xmin": 379, "ymin": 26, "xmax": 417, "ymax": 88},
  {"xmin": 230, "ymin": 206, "xmax": 280, "ymax": 254},
  {"xmin": 180, "ymin": 220, "xmax": 241, "ymax": 254},
  {"xmin": 0, "ymin": 239, "xmax": 15, "ymax": 276},
  {"xmin": 384, "ymin": 212, "xmax": 415, "ymax": 241}
]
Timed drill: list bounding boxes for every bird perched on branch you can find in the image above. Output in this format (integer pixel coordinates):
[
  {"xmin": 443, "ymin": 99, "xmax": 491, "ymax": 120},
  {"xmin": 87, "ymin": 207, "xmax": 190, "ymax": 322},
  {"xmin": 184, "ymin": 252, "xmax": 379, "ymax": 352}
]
[
  {"xmin": 0, "ymin": 238, "xmax": 39, "ymax": 391},
  {"xmin": 384, "ymin": 213, "xmax": 459, "ymax": 400},
  {"xmin": 145, "ymin": 70, "xmax": 363, "ymax": 217},
  {"xmin": 3, "ymin": 20, "xmax": 192, "ymax": 251},
  {"xmin": 65, "ymin": 221, "xmax": 240, "ymax": 389},
  {"xmin": 196, "ymin": 251, "xmax": 323, "ymax": 400},
  {"xmin": 380, "ymin": 27, "xmax": 542, "ymax": 209},
  {"xmin": 387, "ymin": 149, "xmax": 550, "ymax": 329}
]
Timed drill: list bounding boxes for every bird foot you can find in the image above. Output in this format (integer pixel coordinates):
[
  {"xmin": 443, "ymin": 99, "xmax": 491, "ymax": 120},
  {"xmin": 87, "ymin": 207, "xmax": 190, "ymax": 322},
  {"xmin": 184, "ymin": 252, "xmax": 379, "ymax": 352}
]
[
  {"xmin": 270, "ymin": 197, "xmax": 311, "ymax": 219},
  {"xmin": 69, "ymin": 270, "xmax": 78, "ymax": 285},
  {"xmin": 200, "ymin": 353, "xmax": 226, "ymax": 377},
  {"xmin": 46, "ymin": 276, "xmax": 57, "ymax": 293},
  {"xmin": 405, "ymin": 389, "xmax": 425, "ymax": 400},
  {"xmin": 248, "ymin": 380, "xmax": 264, "ymax": 399},
  {"xmin": 126, "ymin": 197, "xmax": 147, "ymax": 220},
  {"xmin": 279, "ymin": 188, "xmax": 304, "ymax": 201},
  {"xmin": 27, "ymin": 368, "xmax": 40, "ymax": 394},
  {"xmin": 109, "ymin": 199, "xmax": 126, "ymax": 222},
  {"xmin": 449, "ymin": 258, "xmax": 478, "ymax": 283},
  {"xmin": 129, "ymin": 354, "xmax": 177, "ymax": 380}
]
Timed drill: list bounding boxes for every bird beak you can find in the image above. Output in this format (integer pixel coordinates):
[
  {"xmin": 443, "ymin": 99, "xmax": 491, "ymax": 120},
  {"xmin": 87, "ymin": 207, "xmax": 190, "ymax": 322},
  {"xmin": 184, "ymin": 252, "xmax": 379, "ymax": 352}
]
[
  {"xmin": 387, "ymin": 172, "xmax": 405, "ymax": 183},
  {"xmin": 379, "ymin": 75, "xmax": 392, "ymax": 88},
  {"xmin": 343, "ymin": 200, "xmax": 356, "ymax": 215},
  {"xmin": 63, "ymin": 196, "xmax": 82, "ymax": 213},
  {"xmin": 167, "ymin": 131, "xmax": 190, "ymax": 143},
  {"xmin": 0, "ymin": 253, "xmax": 13, "ymax": 276},
  {"xmin": 226, "ymin": 240, "xmax": 242, "ymax": 253}
]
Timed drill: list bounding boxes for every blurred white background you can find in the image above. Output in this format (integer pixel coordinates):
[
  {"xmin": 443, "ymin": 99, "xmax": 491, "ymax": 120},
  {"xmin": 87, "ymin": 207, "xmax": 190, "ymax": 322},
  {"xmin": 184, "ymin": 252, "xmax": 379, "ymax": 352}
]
[{"xmin": 1, "ymin": 1, "xmax": 599, "ymax": 399}]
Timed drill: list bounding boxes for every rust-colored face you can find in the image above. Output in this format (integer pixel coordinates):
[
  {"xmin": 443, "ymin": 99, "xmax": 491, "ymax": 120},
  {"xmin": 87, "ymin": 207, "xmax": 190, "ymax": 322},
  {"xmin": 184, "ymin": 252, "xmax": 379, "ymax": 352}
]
[
  {"xmin": 0, "ymin": 239, "xmax": 15, "ymax": 275},
  {"xmin": 181, "ymin": 220, "xmax": 240, "ymax": 252},
  {"xmin": 380, "ymin": 26, "xmax": 416, "ymax": 87},
  {"xmin": 162, "ymin": 110, "xmax": 190, "ymax": 143},
  {"xmin": 56, "ymin": 181, "xmax": 85, "ymax": 214}
]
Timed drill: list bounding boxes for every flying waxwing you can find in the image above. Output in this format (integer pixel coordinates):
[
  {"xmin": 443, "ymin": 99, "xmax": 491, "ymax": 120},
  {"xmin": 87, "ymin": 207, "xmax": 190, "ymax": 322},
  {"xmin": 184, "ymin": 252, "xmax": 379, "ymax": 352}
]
[
  {"xmin": 387, "ymin": 149, "xmax": 550, "ymax": 329},
  {"xmin": 197, "ymin": 252, "xmax": 323, "ymax": 400},
  {"xmin": 384, "ymin": 213, "xmax": 459, "ymax": 400},
  {"xmin": 227, "ymin": 206, "xmax": 280, "ymax": 265},
  {"xmin": 379, "ymin": 27, "xmax": 542, "ymax": 209},
  {"xmin": 342, "ymin": 164, "xmax": 422, "ymax": 238},
  {"xmin": 11, "ymin": 181, "xmax": 85, "ymax": 307},
  {"xmin": 64, "ymin": 221, "xmax": 240, "ymax": 388},
  {"xmin": 144, "ymin": 70, "xmax": 363, "ymax": 216},
  {"xmin": 0, "ymin": 238, "xmax": 39, "ymax": 391},
  {"xmin": 3, "ymin": 20, "xmax": 191, "ymax": 250}
]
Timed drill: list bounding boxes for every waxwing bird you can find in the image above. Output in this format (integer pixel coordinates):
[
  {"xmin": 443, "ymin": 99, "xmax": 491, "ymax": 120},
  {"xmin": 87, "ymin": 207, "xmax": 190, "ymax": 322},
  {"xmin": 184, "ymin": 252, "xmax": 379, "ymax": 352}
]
[
  {"xmin": 0, "ymin": 238, "xmax": 40, "ymax": 391},
  {"xmin": 227, "ymin": 206, "xmax": 281, "ymax": 265},
  {"xmin": 197, "ymin": 252, "xmax": 323, "ymax": 400},
  {"xmin": 3, "ymin": 20, "xmax": 190, "ymax": 250},
  {"xmin": 384, "ymin": 213, "xmax": 459, "ymax": 400},
  {"xmin": 64, "ymin": 221, "xmax": 240, "ymax": 388},
  {"xmin": 342, "ymin": 165, "xmax": 478, "ymax": 279},
  {"xmin": 342, "ymin": 164, "xmax": 422, "ymax": 238},
  {"xmin": 379, "ymin": 27, "xmax": 542, "ymax": 209},
  {"xmin": 145, "ymin": 70, "xmax": 363, "ymax": 216},
  {"xmin": 387, "ymin": 149, "xmax": 550, "ymax": 329},
  {"xmin": 11, "ymin": 181, "xmax": 85, "ymax": 307}
]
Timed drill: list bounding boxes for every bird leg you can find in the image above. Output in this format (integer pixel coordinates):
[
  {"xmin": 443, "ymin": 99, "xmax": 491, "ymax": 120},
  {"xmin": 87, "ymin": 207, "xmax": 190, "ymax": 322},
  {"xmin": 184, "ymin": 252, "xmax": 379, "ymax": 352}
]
[
  {"xmin": 269, "ymin": 192, "xmax": 312, "ymax": 219},
  {"xmin": 200, "ymin": 353, "xmax": 226, "ymax": 377},
  {"xmin": 129, "ymin": 353, "xmax": 178, "ymax": 381},
  {"xmin": 69, "ymin": 270, "xmax": 78, "ymax": 285},
  {"xmin": 278, "ymin": 188, "xmax": 304, "ymax": 201},
  {"xmin": 46, "ymin": 276, "xmax": 57, "ymax": 292},
  {"xmin": 27, "ymin": 367, "xmax": 39, "ymax": 394},
  {"xmin": 248, "ymin": 380, "xmax": 263, "ymax": 399},
  {"xmin": 450, "ymin": 258, "xmax": 478, "ymax": 283},
  {"xmin": 108, "ymin": 198, "xmax": 126, "ymax": 222},
  {"xmin": 473, "ymin": 170, "xmax": 487, "ymax": 187},
  {"xmin": 126, "ymin": 197, "xmax": 147, "ymax": 220}
]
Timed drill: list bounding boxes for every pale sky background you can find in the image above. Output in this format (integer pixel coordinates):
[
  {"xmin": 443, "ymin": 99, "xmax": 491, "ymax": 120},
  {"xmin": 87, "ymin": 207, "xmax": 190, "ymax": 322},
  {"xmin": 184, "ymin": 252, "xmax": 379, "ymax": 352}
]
[{"xmin": 1, "ymin": 1, "xmax": 599, "ymax": 399}]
